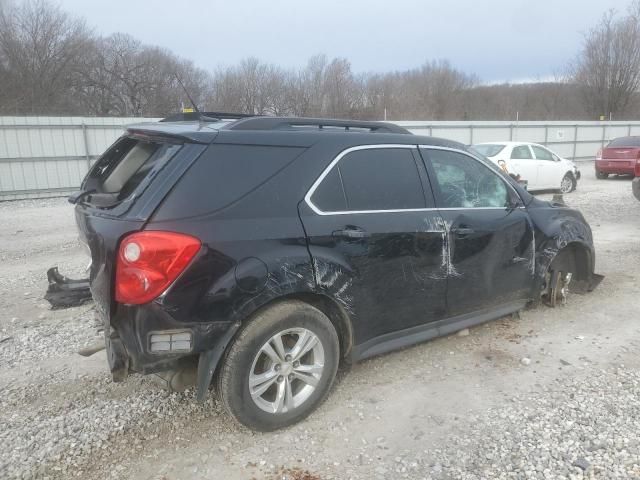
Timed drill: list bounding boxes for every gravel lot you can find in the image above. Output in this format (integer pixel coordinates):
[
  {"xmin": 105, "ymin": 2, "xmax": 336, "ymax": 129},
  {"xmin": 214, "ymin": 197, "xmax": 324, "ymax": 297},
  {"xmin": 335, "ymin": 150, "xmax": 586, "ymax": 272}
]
[{"xmin": 1, "ymin": 166, "xmax": 639, "ymax": 480}]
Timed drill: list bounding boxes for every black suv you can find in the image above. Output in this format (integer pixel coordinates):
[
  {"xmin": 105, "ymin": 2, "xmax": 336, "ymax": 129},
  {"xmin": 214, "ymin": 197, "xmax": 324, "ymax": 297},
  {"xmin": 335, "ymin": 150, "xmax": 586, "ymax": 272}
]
[{"xmin": 73, "ymin": 115, "xmax": 600, "ymax": 431}]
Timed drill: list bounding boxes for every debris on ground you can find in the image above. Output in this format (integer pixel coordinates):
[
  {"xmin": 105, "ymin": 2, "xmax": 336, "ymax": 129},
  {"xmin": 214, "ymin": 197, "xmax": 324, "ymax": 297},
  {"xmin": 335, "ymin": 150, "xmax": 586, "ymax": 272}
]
[{"xmin": 44, "ymin": 266, "xmax": 92, "ymax": 309}]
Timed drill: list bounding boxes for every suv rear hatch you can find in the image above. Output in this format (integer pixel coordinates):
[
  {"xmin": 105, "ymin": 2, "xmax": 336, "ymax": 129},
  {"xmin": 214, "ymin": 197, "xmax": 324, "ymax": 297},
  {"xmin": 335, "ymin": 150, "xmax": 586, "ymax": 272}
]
[{"xmin": 73, "ymin": 126, "xmax": 211, "ymax": 322}]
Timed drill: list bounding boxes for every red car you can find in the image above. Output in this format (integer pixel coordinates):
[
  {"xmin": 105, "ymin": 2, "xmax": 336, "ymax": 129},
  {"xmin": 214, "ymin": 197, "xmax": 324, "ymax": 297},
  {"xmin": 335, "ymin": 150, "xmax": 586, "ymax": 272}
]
[{"xmin": 595, "ymin": 136, "xmax": 640, "ymax": 179}]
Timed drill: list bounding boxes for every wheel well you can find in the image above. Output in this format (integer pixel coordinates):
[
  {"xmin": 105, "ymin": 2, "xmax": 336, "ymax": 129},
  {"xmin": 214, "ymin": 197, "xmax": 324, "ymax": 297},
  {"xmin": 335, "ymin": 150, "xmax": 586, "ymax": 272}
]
[
  {"xmin": 549, "ymin": 242, "xmax": 592, "ymax": 283},
  {"xmin": 274, "ymin": 292, "xmax": 354, "ymax": 359}
]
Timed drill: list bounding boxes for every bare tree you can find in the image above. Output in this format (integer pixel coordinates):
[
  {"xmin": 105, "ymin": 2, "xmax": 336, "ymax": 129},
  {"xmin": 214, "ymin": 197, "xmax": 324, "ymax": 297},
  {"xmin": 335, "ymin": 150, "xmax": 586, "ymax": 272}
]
[
  {"xmin": 572, "ymin": 3, "xmax": 640, "ymax": 118},
  {"xmin": 0, "ymin": 0, "xmax": 91, "ymax": 114},
  {"xmin": 3, "ymin": 0, "xmax": 639, "ymax": 120}
]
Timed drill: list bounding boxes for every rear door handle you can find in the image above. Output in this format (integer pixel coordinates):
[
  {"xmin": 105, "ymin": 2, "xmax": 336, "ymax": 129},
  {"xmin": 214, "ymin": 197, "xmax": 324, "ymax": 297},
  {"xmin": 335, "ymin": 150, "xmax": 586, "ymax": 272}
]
[
  {"xmin": 451, "ymin": 227, "xmax": 474, "ymax": 236},
  {"xmin": 332, "ymin": 227, "xmax": 369, "ymax": 239}
]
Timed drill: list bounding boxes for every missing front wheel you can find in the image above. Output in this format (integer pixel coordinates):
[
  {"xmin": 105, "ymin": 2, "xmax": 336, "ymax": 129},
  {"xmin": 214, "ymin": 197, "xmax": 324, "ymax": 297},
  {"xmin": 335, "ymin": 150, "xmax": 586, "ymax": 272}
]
[{"xmin": 542, "ymin": 270, "xmax": 572, "ymax": 307}]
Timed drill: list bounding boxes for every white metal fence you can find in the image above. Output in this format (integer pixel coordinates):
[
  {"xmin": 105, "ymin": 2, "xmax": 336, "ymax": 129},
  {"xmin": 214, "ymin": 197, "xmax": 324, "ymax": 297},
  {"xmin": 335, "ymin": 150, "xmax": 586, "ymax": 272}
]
[
  {"xmin": 0, "ymin": 116, "xmax": 158, "ymax": 200},
  {"xmin": 0, "ymin": 116, "xmax": 637, "ymax": 201},
  {"xmin": 399, "ymin": 120, "xmax": 640, "ymax": 162}
]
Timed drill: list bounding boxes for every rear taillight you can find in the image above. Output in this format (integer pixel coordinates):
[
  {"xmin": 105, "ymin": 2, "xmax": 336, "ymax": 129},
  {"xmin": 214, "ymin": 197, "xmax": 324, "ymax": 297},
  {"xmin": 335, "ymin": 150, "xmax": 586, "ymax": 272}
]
[
  {"xmin": 636, "ymin": 160, "xmax": 640, "ymax": 176},
  {"xmin": 115, "ymin": 231, "xmax": 201, "ymax": 305},
  {"xmin": 596, "ymin": 148, "xmax": 602, "ymax": 160}
]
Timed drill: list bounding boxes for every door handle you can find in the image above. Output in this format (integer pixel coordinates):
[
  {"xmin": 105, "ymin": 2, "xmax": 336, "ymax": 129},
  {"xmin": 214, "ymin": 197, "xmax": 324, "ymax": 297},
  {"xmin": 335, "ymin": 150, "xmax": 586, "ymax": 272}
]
[
  {"xmin": 451, "ymin": 227, "xmax": 474, "ymax": 236},
  {"xmin": 332, "ymin": 227, "xmax": 369, "ymax": 239}
]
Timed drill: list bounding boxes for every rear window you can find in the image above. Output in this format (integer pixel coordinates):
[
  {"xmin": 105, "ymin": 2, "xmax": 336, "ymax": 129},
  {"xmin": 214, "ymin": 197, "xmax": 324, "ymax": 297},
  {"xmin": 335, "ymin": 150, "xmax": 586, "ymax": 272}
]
[
  {"xmin": 83, "ymin": 137, "xmax": 181, "ymax": 204},
  {"xmin": 607, "ymin": 136, "xmax": 640, "ymax": 147},
  {"xmin": 471, "ymin": 144, "xmax": 506, "ymax": 157}
]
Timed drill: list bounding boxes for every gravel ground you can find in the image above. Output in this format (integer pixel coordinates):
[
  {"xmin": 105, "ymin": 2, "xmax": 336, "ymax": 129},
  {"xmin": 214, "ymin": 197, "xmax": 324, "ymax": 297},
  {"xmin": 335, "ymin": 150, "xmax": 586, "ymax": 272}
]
[{"xmin": 0, "ymin": 166, "xmax": 639, "ymax": 480}]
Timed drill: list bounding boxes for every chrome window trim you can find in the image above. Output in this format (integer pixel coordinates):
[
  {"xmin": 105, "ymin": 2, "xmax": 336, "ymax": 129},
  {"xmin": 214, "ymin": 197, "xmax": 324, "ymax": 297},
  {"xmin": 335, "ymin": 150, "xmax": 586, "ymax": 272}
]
[
  {"xmin": 303, "ymin": 144, "xmax": 524, "ymax": 216},
  {"xmin": 304, "ymin": 144, "xmax": 420, "ymax": 216}
]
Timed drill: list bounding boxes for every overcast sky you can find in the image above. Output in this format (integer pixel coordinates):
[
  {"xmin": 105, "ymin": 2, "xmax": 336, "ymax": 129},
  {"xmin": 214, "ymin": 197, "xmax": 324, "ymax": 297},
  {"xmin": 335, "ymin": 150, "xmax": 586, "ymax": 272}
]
[{"xmin": 57, "ymin": 0, "xmax": 630, "ymax": 83}]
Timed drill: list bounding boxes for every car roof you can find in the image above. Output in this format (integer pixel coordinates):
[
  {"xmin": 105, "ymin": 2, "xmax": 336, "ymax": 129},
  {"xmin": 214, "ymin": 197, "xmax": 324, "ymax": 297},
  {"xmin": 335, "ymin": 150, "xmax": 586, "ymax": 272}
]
[{"xmin": 127, "ymin": 116, "xmax": 468, "ymax": 150}]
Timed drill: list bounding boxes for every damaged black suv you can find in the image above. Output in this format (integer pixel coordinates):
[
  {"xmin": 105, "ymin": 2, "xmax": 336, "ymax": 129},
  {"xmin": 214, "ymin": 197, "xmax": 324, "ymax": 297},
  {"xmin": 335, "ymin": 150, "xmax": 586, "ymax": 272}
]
[{"xmin": 72, "ymin": 114, "xmax": 601, "ymax": 431}]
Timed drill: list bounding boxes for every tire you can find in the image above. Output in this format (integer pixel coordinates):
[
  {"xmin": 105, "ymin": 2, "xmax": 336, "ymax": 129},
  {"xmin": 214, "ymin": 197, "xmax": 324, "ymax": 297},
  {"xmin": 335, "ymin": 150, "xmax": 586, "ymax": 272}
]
[
  {"xmin": 560, "ymin": 173, "xmax": 576, "ymax": 193},
  {"xmin": 216, "ymin": 300, "xmax": 339, "ymax": 431},
  {"xmin": 595, "ymin": 170, "xmax": 608, "ymax": 179}
]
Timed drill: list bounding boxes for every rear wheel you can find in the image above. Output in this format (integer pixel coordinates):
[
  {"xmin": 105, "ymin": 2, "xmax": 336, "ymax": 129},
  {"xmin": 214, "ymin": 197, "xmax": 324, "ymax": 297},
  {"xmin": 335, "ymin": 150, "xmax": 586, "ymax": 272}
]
[
  {"xmin": 595, "ymin": 170, "xmax": 608, "ymax": 179},
  {"xmin": 560, "ymin": 173, "xmax": 576, "ymax": 193},
  {"xmin": 216, "ymin": 300, "xmax": 339, "ymax": 431}
]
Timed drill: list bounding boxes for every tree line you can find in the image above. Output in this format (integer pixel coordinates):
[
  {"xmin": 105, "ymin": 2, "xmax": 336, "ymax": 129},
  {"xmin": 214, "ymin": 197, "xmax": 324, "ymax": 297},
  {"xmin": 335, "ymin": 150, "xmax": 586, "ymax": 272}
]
[{"xmin": 1, "ymin": 0, "xmax": 639, "ymax": 120}]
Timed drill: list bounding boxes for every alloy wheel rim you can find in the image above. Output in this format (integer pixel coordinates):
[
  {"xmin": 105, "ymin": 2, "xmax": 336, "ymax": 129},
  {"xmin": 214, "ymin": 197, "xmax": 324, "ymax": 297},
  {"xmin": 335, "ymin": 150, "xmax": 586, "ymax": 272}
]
[
  {"xmin": 560, "ymin": 176, "xmax": 572, "ymax": 193},
  {"xmin": 248, "ymin": 328, "xmax": 325, "ymax": 414}
]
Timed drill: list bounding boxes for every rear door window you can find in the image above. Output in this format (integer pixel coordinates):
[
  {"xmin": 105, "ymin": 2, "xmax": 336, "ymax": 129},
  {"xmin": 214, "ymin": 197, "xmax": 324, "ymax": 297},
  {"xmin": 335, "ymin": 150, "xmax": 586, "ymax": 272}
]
[
  {"xmin": 310, "ymin": 167, "xmax": 348, "ymax": 212},
  {"xmin": 309, "ymin": 147, "xmax": 427, "ymax": 213},
  {"xmin": 511, "ymin": 145, "xmax": 534, "ymax": 160}
]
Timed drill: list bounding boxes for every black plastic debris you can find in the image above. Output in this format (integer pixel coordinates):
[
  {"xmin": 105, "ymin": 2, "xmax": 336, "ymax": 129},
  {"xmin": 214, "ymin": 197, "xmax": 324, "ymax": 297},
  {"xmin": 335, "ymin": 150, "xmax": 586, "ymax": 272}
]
[{"xmin": 44, "ymin": 267, "xmax": 92, "ymax": 309}]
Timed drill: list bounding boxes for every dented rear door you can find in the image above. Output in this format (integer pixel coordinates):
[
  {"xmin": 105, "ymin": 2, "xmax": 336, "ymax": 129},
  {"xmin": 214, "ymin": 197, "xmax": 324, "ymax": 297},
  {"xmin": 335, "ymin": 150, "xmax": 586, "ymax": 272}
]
[{"xmin": 299, "ymin": 145, "xmax": 448, "ymax": 345}]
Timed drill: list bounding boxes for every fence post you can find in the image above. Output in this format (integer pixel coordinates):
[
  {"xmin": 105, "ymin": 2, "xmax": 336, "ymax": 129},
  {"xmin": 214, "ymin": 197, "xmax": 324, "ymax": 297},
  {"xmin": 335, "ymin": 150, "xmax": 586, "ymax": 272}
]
[
  {"xmin": 469, "ymin": 125, "xmax": 474, "ymax": 145},
  {"xmin": 428, "ymin": 125, "xmax": 433, "ymax": 137},
  {"xmin": 601, "ymin": 123, "xmax": 607, "ymax": 151},
  {"xmin": 509, "ymin": 123, "xmax": 513, "ymax": 141},
  {"xmin": 572, "ymin": 125, "xmax": 578, "ymax": 161},
  {"xmin": 81, "ymin": 123, "xmax": 91, "ymax": 172},
  {"xmin": 628, "ymin": 124, "xmax": 632, "ymax": 136},
  {"xmin": 544, "ymin": 125, "xmax": 549, "ymax": 146}
]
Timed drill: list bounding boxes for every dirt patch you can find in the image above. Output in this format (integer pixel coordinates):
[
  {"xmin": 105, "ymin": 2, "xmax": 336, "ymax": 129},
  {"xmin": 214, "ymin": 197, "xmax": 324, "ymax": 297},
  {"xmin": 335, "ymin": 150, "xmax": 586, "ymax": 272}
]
[{"xmin": 1, "ymin": 166, "xmax": 639, "ymax": 480}]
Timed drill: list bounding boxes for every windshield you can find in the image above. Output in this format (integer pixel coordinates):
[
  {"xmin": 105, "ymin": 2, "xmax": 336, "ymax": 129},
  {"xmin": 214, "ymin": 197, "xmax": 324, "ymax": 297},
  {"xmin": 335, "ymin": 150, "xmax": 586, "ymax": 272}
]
[{"xmin": 471, "ymin": 144, "xmax": 506, "ymax": 157}]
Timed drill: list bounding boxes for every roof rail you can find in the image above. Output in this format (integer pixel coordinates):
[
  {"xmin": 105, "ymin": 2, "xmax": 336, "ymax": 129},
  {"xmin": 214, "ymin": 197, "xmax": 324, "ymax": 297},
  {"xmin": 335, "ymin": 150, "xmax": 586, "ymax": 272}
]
[
  {"xmin": 226, "ymin": 117, "xmax": 411, "ymax": 134},
  {"xmin": 161, "ymin": 112, "xmax": 257, "ymax": 122}
]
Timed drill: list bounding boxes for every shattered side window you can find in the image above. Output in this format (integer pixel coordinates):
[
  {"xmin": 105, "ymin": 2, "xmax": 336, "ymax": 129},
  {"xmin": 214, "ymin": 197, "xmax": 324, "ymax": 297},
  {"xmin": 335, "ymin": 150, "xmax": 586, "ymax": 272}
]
[{"xmin": 426, "ymin": 149, "xmax": 509, "ymax": 209}]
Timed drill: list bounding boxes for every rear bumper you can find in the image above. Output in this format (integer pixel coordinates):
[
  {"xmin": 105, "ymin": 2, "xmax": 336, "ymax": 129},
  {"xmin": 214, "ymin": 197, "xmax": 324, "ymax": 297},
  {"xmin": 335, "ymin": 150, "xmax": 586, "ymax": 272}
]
[
  {"xmin": 633, "ymin": 178, "xmax": 640, "ymax": 201},
  {"xmin": 595, "ymin": 159, "xmax": 636, "ymax": 175},
  {"xmin": 102, "ymin": 303, "xmax": 237, "ymax": 379}
]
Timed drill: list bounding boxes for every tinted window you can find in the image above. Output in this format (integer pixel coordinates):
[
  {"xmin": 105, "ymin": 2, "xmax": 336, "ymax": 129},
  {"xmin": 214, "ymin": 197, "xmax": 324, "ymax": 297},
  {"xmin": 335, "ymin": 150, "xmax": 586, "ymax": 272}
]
[
  {"xmin": 511, "ymin": 145, "xmax": 533, "ymax": 159},
  {"xmin": 531, "ymin": 145, "xmax": 554, "ymax": 160},
  {"xmin": 337, "ymin": 148, "xmax": 425, "ymax": 211},
  {"xmin": 471, "ymin": 144, "xmax": 506, "ymax": 157},
  {"xmin": 155, "ymin": 144, "xmax": 305, "ymax": 220},
  {"xmin": 311, "ymin": 148, "xmax": 426, "ymax": 212},
  {"xmin": 310, "ymin": 167, "xmax": 347, "ymax": 212},
  {"xmin": 427, "ymin": 149, "xmax": 509, "ymax": 208},
  {"xmin": 608, "ymin": 136, "xmax": 640, "ymax": 147}
]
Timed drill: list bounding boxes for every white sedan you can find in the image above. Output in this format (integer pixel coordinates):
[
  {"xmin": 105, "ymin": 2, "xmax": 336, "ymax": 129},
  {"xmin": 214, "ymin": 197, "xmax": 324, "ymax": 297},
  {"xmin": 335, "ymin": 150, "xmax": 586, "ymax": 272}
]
[{"xmin": 472, "ymin": 142, "xmax": 581, "ymax": 193}]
